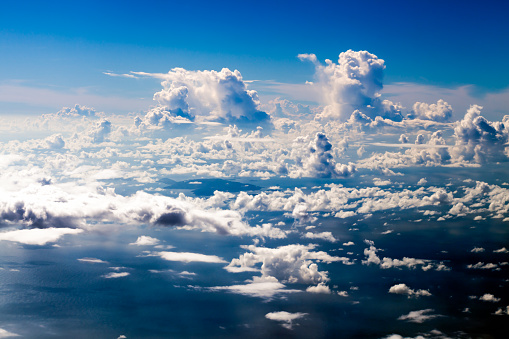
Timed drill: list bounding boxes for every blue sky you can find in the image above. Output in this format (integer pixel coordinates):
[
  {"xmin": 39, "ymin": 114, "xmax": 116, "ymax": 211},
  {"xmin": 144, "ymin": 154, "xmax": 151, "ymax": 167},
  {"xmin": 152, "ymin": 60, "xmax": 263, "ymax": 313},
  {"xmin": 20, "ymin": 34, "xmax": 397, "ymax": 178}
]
[{"xmin": 1, "ymin": 0, "xmax": 508, "ymax": 109}]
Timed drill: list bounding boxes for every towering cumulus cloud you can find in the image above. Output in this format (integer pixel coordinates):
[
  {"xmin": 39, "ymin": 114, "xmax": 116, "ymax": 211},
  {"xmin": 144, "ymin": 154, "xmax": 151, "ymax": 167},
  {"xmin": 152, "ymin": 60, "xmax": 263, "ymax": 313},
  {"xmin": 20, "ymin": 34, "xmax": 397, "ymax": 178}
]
[
  {"xmin": 144, "ymin": 67, "xmax": 270, "ymax": 127},
  {"xmin": 299, "ymin": 50, "xmax": 399, "ymax": 121},
  {"xmin": 452, "ymin": 105, "xmax": 509, "ymax": 162}
]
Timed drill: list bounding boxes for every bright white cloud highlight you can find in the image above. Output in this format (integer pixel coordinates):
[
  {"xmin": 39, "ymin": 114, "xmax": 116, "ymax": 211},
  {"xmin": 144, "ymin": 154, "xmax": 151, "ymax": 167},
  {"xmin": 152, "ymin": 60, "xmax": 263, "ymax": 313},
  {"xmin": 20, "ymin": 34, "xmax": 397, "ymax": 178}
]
[
  {"xmin": 0, "ymin": 227, "xmax": 83, "ymax": 245},
  {"xmin": 265, "ymin": 311, "xmax": 308, "ymax": 330}
]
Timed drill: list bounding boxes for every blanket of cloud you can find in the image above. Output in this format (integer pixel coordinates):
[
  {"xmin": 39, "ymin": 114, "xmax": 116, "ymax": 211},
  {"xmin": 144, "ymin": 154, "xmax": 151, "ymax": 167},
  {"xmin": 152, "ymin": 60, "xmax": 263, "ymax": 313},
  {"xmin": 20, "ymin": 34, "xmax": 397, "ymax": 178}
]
[{"xmin": 1, "ymin": 50, "xmax": 509, "ymax": 339}]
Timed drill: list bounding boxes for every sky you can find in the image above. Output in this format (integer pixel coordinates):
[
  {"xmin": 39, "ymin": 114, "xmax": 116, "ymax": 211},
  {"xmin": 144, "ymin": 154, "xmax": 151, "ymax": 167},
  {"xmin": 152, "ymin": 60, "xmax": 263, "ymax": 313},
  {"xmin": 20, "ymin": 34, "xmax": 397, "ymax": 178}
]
[
  {"xmin": 1, "ymin": 1, "xmax": 509, "ymax": 339},
  {"xmin": 1, "ymin": 1, "xmax": 509, "ymax": 115}
]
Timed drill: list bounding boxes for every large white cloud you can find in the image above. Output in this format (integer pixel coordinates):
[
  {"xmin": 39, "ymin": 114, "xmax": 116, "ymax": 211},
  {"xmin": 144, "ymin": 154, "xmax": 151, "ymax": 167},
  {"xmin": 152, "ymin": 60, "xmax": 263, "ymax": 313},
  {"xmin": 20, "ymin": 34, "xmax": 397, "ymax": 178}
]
[
  {"xmin": 0, "ymin": 227, "xmax": 83, "ymax": 245},
  {"xmin": 299, "ymin": 50, "xmax": 401, "ymax": 122},
  {"xmin": 412, "ymin": 99, "xmax": 453, "ymax": 122},
  {"xmin": 265, "ymin": 311, "xmax": 308, "ymax": 330},
  {"xmin": 452, "ymin": 105, "xmax": 509, "ymax": 163},
  {"xmin": 225, "ymin": 243, "xmax": 352, "ymax": 284},
  {"xmin": 145, "ymin": 67, "xmax": 271, "ymax": 126},
  {"xmin": 0, "ymin": 178, "xmax": 285, "ymax": 239}
]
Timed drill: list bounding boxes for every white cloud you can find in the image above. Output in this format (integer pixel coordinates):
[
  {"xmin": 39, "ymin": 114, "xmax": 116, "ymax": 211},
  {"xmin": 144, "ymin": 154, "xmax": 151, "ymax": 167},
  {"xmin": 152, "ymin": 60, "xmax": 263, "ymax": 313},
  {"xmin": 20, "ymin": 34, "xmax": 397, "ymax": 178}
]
[
  {"xmin": 494, "ymin": 306, "xmax": 509, "ymax": 315},
  {"xmin": 265, "ymin": 311, "xmax": 308, "ymax": 330},
  {"xmin": 388, "ymin": 283, "xmax": 431, "ymax": 298},
  {"xmin": 210, "ymin": 276, "xmax": 299, "ymax": 299},
  {"xmin": 0, "ymin": 227, "xmax": 83, "ymax": 245},
  {"xmin": 77, "ymin": 258, "xmax": 109, "ymax": 264},
  {"xmin": 225, "ymin": 243, "xmax": 352, "ymax": 284},
  {"xmin": 494, "ymin": 247, "xmax": 509, "ymax": 253},
  {"xmin": 397, "ymin": 309, "xmax": 442, "ymax": 323},
  {"xmin": 467, "ymin": 262, "xmax": 498, "ymax": 270},
  {"xmin": 479, "ymin": 293, "xmax": 500, "ymax": 302},
  {"xmin": 139, "ymin": 67, "xmax": 270, "ymax": 125},
  {"xmin": 303, "ymin": 231, "xmax": 337, "ymax": 243},
  {"xmin": 292, "ymin": 133, "xmax": 356, "ymax": 178},
  {"xmin": 451, "ymin": 105, "xmax": 509, "ymax": 163},
  {"xmin": 102, "ymin": 272, "xmax": 130, "ymax": 279},
  {"xmin": 362, "ymin": 240, "xmax": 449, "ymax": 271},
  {"xmin": 0, "ymin": 328, "xmax": 20, "ymax": 338},
  {"xmin": 299, "ymin": 50, "xmax": 392, "ymax": 122},
  {"xmin": 157, "ymin": 251, "xmax": 227, "ymax": 264},
  {"xmin": 412, "ymin": 99, "xmax": 453, "ymax": 122},
  {"xmin": 306, "ymin": 282, "xmax": 331, "ymax": 294},
  {"xmin": 471, "ymin": 247, "xmax": 485, "ymax": 253},
  {"xmin": 130, "ymin": 235, "xmax": 160, "ymax": 246}
]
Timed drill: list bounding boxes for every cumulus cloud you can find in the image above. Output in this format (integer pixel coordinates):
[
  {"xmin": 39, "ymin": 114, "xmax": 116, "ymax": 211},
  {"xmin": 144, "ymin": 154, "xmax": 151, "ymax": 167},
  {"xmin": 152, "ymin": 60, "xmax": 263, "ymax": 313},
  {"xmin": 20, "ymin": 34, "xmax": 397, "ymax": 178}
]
[
  {"xmin": 265, "ymin": 311, "xmax": 308, "ymax": 330},
  {"xmin": 303, "ymin": 231, "xmax": 337, "ymax": 243},
  {"xmin": 452, "ymin": 105, "xmax": 509, "ymax": 163},
  {"xmin": 292, "ymin": 133, "xmax": 356, "ymax": 178},
  {"xmin": 362, "ymin": 240, "xmax": 449, "ymax": 271},
  {"xmin": 144, "ymin": 67, "xmax": 270, "ymax": 126},
  {"xmin": 397, "ymin": 309, "xmax": 442, "ymax": 323},
  {"xmin": 305, "ymin": 282, "xmax": 331, "ymax": 294},
  {"xmin": 299, "ymin": 50, "xmax": 401, "ymax": 122},
  {"xmin": 50, "ymin": 104, "xmax": 98, "ymax": 119},
  {"xmin": 494, "ymin": 306, "xmax": 509, "ymax": 315},
  {"xmin": 388, "ymin": 283, "xmax": 432, "ymax": 298},
  {"xmin": 479, "ymin": 293, "xmax": 500, "ymax": 302},
  {"xmin": 225, "ymin": 243, "xmax": 352, "ymax": 284},
  {"xmin": 0, "ymin": 179, "xmax": 285, "ymax": 239},
  {"xmin": 0, "ymin": 227, "xmax": 83, "ymax": 245},
  {"xmin": 412, "ymin": 99, "xmax": 453, "ymax": 122},
  {"xmin": 129, "ymin": 235, "xmax": 160, "ymax": 246},
  {"xmin": 467, "ymin": 261, "xmax": 498, "ymax": 270}
]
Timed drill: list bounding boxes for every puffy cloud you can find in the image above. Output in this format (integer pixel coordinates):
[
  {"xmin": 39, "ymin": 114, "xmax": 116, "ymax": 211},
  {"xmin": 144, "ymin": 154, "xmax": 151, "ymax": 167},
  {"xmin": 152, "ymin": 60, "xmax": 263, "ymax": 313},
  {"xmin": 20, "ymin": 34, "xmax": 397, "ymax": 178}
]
[
  {"xmin": 88, "ymin": 119, "xmax": 112, "ymax": 143},
  {"xmin": 479, "ymin": 293, "xmax": 501, "ymax": 302},
  {"xmin": 305, "ymin": 282, "xmax": 331, "ymax": 294},
  {"xmin": 494, "ymin": 306, "xmax": 509, "ymax": 315},
  {"xmin": 129, "ymin": 235, "xmax": 160, "ymax": 246},
  {"xmin": 388, "ymin": 283, "xmax": 432, "ymax": 298},
  {"xmin": 149, "ymin": 67, "xmax": 270, "ymax": 125},
  {"xmin": 225, "ymin": 243, "xmax": 352, "ymax": 284},
  {"xmin": 292, "ymin": 133, "xmax": 356, "ymax": 178},
  {"xmin": 157, "ymin": 251, "xmax": 227, "ymax": 264},
  {"xmin": 303, "ymin": 231, "xmax": 337, "ymax": 243},
  {"xmin": 362, "ymin": 240, "xmax": 449, "ymax": 271},
  {"xmin": 51, "ymin": 104, "xmax": 98, "ymax": 119},
  {"xmin": 45, "ymin": 134, "xmax": 65, "ymax": 149},
  {"xmin": 399, "ymin": 134, "xmax": 409, "ymax": 144},
  {"xmin": 412, "ymin": 99, "xmax": 453, "ymax": 122},
  {"xmin": 397, "ymin": 309, "xmax": 442, "ymax": 323},
  {"xmin": 470, "ymin": 247, "xmax": 485, "ymax": 253},
  {"xmin": 0, "ymin": 179, "xmax": 285, "ymax": 239},
  {"xmin": 0, "ymin": 227, "xmax": 83, "ymax": 245},
  {"xmin": 452, "ymin": 105, "xmax": 509, "ymax": 163},
  {"xmin": 265, "ymin": 311, "xmax": 308, "ymax": 330},
  {"xmin": 467, "ymin": 262, "xmax": 498, "ymax": 269},
  {"xmin": 299, "ymin": 50, "xmax": 402, "ymax": 122},
  {"xmin": 135, "ymin": 106, "xmax": 193, "ymax": 132}
]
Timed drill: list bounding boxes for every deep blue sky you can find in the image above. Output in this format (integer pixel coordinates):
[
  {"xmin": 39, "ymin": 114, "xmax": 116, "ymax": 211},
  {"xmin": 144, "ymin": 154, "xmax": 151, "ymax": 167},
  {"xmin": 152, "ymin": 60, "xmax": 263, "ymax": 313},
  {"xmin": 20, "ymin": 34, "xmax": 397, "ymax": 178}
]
[{"xmin": 1, "ymin": 0, "xmax": 508, "ymax": 112}]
